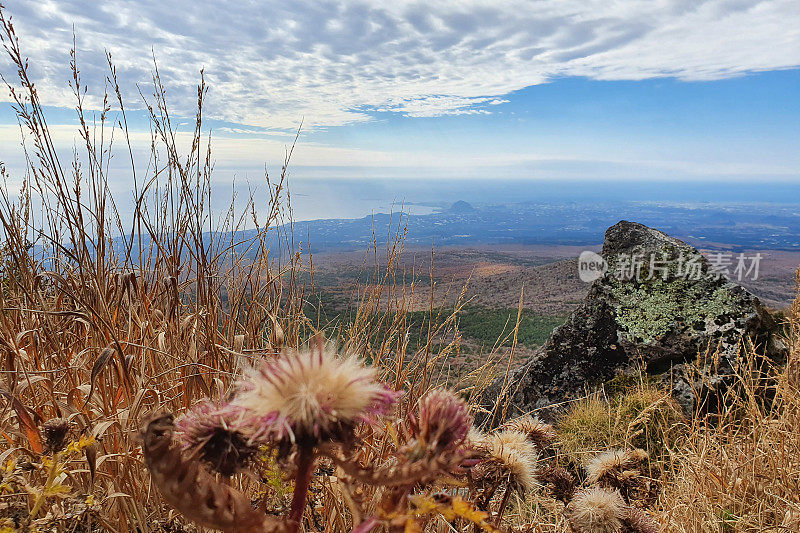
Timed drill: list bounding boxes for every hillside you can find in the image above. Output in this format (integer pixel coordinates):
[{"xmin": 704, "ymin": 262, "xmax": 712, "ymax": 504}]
[{"xmin": 310, "ymin": 243, "xmax": 799, "ymax": 314}]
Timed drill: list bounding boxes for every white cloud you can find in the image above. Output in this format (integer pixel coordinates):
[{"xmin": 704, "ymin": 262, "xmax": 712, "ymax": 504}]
[
  {"xmin": 0, "ymin": 0, "xmax": 798, "ymax": 129},
  {"xmin": 2, "ymin": 122, "xmax": 795, "ymax": 184},
  {"xmin": 375, "ymin": 95, "xmax": 502, "ymax": 117}
]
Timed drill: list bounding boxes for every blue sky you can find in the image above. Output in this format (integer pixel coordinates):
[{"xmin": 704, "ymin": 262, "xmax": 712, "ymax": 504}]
[
  {"xmin": 1, "ymin": 0, "xmax": 799, "ymax": 187},
  {"xmin": 304, "ymin": 71, "xmax": 800, "ymax": 180}
]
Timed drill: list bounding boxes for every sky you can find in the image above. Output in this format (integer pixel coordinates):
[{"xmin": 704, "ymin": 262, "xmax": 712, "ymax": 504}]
[{"xmin": 0, "ymin": 0, "xmax": 799, "ymax": 200}]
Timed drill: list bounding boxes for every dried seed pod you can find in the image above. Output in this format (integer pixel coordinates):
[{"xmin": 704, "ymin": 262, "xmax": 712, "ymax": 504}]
[
  {"xmin": 175, "ymin": 400, "xmax": 260, "ymax": 477},
  {"xmin": 474, "ymin": 430, "xmax": 538, "ymax": 495},
  {"xmin": 586, "ymin": 449, "xmax": 648, "ymax": 487},
  {"xmin": 566, "ymin": 487, "xmax": 625, "ymax": 533},
  {"xmin": 585, "ymin": 449, "xmax": 652, "ymax": 503},
  {"xmin": 502, "ymin": 415, "xmax": 556, "ymax": 451},
  {"xmin": 623, "ymin": 506, "xmax": 660, "ymax": 533},
  {"xmin": 537, "ymin": 464, "xmax": 576, "ymax": 503},
  {"xmin": 141, "ymin": 413, "xmax": 288, "ymax": 533},
  {"xmin": 41, "ymin": 418, "xmax": 70, "ymax": 453}
]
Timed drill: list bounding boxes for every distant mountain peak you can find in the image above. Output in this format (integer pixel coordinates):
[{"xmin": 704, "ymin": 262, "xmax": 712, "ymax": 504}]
[{"xmin": 448, "ymin": 200, "xmax": 476, "ymax": 213}]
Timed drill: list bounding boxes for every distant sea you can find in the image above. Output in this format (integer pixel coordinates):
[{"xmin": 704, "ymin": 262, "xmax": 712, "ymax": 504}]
[{"xmin": 278, "ymin": 179, "xmax": 800, "ymax": 222}]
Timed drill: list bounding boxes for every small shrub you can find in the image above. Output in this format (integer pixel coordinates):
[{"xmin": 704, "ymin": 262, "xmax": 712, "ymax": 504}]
[
  {"xmin": 557, "ymin": 385, "xmax": 686, "ymax": 469},
  {"xmin": 557, "ymin": 395, "xmax": 614, "ymax": 465}
]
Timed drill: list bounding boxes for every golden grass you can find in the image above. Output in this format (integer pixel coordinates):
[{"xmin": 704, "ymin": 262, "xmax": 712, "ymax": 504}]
[
  {"xmin": 657, "ymin": 289, "xmax": 800, "ymax": 531},
  {"xmin": 557, "ymin": 386, "xmax": 685, "ymax": 470},
  {"xmin": 0, "ymin": 11, "xmax": 492, "ymax": 530}
]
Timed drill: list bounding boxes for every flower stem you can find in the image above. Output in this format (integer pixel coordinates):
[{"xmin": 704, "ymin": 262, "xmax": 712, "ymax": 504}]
[
  {"xmin": 29, "ymin": 454, "xmax": 60, "ymax": 522},
  {"xmin": 494, "ymin": 485, "xmax": 512, "ymax": 526},
  {"xmin": 288, "ymin": 444, "xmax": 315, "ymax": 532}
]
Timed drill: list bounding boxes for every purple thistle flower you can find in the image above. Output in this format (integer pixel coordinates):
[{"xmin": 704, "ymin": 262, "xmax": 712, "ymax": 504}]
[
  {"xmin": 174, "ymin": 400, "xmax": 260, "ymax": 477},
  {"xmin": 408, "ymin": 388, "xmax": 471, "ymax": 453},
  {"xmin": 231, "ymin": 340, "xmax": 400, "ymax": 447}
]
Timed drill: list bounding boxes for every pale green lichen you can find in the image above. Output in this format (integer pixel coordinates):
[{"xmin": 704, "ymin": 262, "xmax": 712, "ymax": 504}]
[{"xmin": 609, "ymin": 277, "xmax": 737, "ymax": 345}]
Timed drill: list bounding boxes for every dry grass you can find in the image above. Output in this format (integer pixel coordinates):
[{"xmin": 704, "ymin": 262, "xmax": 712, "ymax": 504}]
[
  {"xmin": 557, "ymin": 385, "xmax": 686, "ymax": 469},
  {"xmin": 0, "ymin": 11, "xmax": 497, "ymax": 531},
  {"xmin": 657, "ymin": 282, "xmax": 800, "ymax": 531},
  {"xmin": 1, "ymin": 8, "xmax": 800, "ymax": 532}
]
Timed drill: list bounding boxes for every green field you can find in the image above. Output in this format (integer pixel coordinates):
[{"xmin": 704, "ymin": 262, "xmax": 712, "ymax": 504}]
[
  {"xmin": 451, "ymin": 307, "xmax": 566, "ymax": 348},
  {"xmin": 306, "ymin": 293, "xmax": 565, "ymax": 352}
]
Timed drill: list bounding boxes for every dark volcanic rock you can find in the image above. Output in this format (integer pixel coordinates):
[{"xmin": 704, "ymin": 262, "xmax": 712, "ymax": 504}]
[{"xmin": 480, "ymin": 221, "xmax": 785, "ymax": 422}]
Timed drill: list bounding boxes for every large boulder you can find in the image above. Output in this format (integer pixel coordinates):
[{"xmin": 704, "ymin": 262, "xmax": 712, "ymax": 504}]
[{"xmin": 480, "ymin": 221, "xmax": 785, "ymax": 422}]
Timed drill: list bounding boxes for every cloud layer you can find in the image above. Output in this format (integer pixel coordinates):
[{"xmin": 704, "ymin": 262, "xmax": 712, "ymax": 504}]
[{"xmin": 2, "ymin": 0, "xmax": 799, "ymax": 129}]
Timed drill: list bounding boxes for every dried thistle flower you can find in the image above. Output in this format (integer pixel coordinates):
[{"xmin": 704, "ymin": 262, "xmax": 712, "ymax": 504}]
[
  {"xmin": 140, "ymin": 413, "xmax": 287, "ymax": 533},
  {"xmin": 478, "ymin": 430, "xmax": 538, "ymax": 495},
  {"xmin": 586, "ymin": 449, "xmax": 649, "ymax": 501},
  {"xmin": 537, "ymin": 464, "xmax": 576, "ymax": 503},
  {"xmin": 623, "ymin": 506, "xmax": 660, "ymax": 533},
  {"xmin": 408, "ymin": 388, "xmax": 471, "ymax": 453},
  {"xmin": 232, "ymin": 339, "xmax": 399, "ymax": 447},
  {"xmin": 464, "ymin": 427, "xmax": 489, "ymax": 466},
  {"xmin": 41, "ymin": 418, "xmax": 70, "ymax": 453},
  {"xmin": 502, "ymin": 415, "xmax": 556, "ymax": 450},
  {"xmin": 466, "ymin": 427, "xmax": 488, "ymax": 449},
  {"xmin": 175, "ymin": 400, "xmax": 260, "ymax": 477},
  {"xmin": 566, "ymin": 487, "xmax": 625, "ymax": 533},
  {"xmin": 586, "ymin": 449, "xmax": 647, "ymax": 486},
  {"xmin": 323, "ymin": 394, "xmax": 473, "ymax": 492}
]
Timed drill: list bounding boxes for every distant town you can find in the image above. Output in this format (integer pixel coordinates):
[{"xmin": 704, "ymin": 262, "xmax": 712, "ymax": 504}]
[{"xmin": 294, "ymin": 200, "xmax": 800, "ymax": 252}]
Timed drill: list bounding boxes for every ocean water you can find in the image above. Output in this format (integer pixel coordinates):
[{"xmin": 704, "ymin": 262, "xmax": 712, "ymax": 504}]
[{"xmin": 270, "ymin": 179, "xmax": 800, "ymax": 222}]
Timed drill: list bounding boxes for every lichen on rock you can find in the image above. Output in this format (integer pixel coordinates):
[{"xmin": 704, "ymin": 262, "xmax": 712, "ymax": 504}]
[
  {"xmin": 479, "ymin": 220, "xmax": 785, "ymax": 422},
  {"xmin": 609, "ymin": 276, "xmax": 738, "ymax": 345}
]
